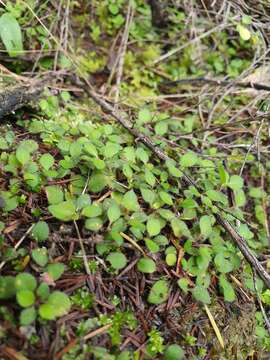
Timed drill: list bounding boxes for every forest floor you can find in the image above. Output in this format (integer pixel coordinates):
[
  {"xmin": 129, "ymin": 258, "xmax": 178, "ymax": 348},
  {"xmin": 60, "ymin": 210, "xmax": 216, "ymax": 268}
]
[{"xmin": 1, "ymin": 1, "xmax": 270, "ymax": 359}]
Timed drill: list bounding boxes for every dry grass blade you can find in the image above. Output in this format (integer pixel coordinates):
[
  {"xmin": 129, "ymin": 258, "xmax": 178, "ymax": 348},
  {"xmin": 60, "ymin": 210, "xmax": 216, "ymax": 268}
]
[
  {"xmin": 83, "ymin": 323, "xmax": 112, "ymax": 341},
  {"xmin": 204, "ymin": 304, "xmax": 225, "ymax": 349},
  {"xmin": 120, "ymin": 232, "xmax": 147, "ymax": 256},
  {"xmin": 113, "ymin": 0, "xmax": 134, "ymax": 108}
]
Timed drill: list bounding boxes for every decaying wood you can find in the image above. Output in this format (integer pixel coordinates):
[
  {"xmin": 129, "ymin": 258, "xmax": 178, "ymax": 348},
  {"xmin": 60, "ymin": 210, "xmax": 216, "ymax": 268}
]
[
  {"xmin": 80, "ymin": 79, "xmax": 270, "ymax": 289},
  {"xmin": 0, "ymin": 79, "xmax": 46, "ymax": 119}
]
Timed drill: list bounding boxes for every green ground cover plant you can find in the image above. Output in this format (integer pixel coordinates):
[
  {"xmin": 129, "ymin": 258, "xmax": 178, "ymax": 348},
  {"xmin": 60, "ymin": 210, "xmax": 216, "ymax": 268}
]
[{"xmin": 0, "ymin": 1, "xmax": 270, "ymax": 359}]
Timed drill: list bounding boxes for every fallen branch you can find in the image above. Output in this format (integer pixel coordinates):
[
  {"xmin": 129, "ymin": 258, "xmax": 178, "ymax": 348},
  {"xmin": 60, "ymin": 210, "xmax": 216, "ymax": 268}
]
[
  {"xmin": 79, "ymin": 79, "xmax": 270, "ymax": 289},
  {"xmin": 0, "ymin": 78, "xmax": 47, "ymax": 119}
]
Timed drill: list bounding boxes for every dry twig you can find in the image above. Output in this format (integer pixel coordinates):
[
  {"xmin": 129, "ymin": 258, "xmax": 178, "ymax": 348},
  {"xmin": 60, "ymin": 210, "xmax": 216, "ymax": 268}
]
[{"xmin": 114, "ymin": 1, "xmax": 134, "ymax": 109}]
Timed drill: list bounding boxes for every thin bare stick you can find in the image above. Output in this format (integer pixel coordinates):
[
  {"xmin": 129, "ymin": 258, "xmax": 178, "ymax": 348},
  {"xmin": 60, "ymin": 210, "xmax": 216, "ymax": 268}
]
[
  {"xmin": 153, "ymin": 21, "xmax": 236, "ymax": 64},
  {"xmin": 252, "ymin": 268, "xmax": 270, "ymax": 334},
  {"xmin": 114, "ymin": 1, "xmax": 133, "ymax": 109},
  {"xmin": 239, "ymin": 120, "xmax": 264, "ymax": 176},
  {"xmin": 83, "ymin": 323, "xmax": 112, "ymax": 341},
  {"xmin": 73, "ymin": 170, "xmax": 94, "ymax": 288},
  {"xmin": 163, "ymin": 77, "xmax": 270, "ymax": 92},
  {"xmin": 73, "ymin": 220, "xmax": 91, "ymax": 276}
]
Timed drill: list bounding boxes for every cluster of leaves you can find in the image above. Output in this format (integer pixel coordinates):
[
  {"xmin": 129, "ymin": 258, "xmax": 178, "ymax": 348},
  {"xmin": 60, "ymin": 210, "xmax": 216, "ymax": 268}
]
[
  {"xmin": 0, "ymin": 269, "xmax": 69, "ymax": 325},
  {"xmin": 1, "ymin": 92, "xmax": 267, "ymax": 310},
  {"xmin": 0, "ymin": 0, "xmax": 270, "ymax": 358}
]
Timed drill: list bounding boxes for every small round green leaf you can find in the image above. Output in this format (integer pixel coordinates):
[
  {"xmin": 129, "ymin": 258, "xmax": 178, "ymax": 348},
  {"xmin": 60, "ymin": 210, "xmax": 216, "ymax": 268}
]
[
  {"xmin": 206, "ymin": 190, "xmax": 227, "ymax": 204},
  {"xmin": 122, "ymin": 190, "xmax": 140, "ymax": 212},
  {"xmin": 164, "ymin": 344, "xmax": 185, "ymax": 360},
  {"xmin": 84, "ymin": 142, "xmax": 98, "ymax": 157},
  {"xmin": 237, "ymin": 24, "xmax": 251, "ymax": 41},
  {"xmin": 181, "ymin": 198, "xmax": 197, "ymax": 209},
  {"xmin": 159, "ymin": 191, "xmax": 173, "ymax": 205},
  {"xmin": 70, "ymin": 141, "xmax": 82, "ymax": 158},
  {"xmin": 47, "ymin": 263, "xmax": 65, "ymax": 280},
  {"xmin": 37, "ymin": 283, "xmax": 50, "ymax": 301},
  {"xmin": 107, "ymin": 252, "xmax": 127, "ymax": 270},
  {"xmin": 16, "ymin": 290, "xmax": 35, "ymax": 308},
  {"xmin": 16, "ymin": 147, "xmax": 30, "ymax": 165},
  {"xmin": 136, "ymin": 147, "xmax": 149, "ymax": 163},
  {"xmin": 104, "ymin": 142, "xmax": 121, "ymax": 158},
  {"xmin": 145, "ymin": 239, "xmax": 160, "ymax": 253},
  {"xmin": 155, "ymin": 121, "xmax": 168, "ymax": 135},
  {"xmin": 227, "ymin": 175, "xmax": 244, "ymax": 191},
  {"xmin": 48, "ymin": 291, "xmax": 71, "ymax": 317},
  {"xmin": 20, "ymin": 307, "xmax": 37, "ymax": 326},
  {"xmin": 177, "ymin": 278, "xmax": 189, "ymax": 293},
  {"xmin": 148, "ymin": 279, "xmax": 169, "ymax": 305},
  {"xmin": 82, "ymin": 204, "xmax": 102, "ymax": 218},
  {"xmin": 0, "ymin": 276, "xmax": 16, "ymax": 299},
  {"xmin": 31, "ymin": 221, "xmax": 49, "ymax": 242},
  {"xmin": 76, "ymin": 194, "xmax": 91, "ymax": 210},
  {"xmin": 39, "ymin": 153, "xmax": 54, "ymax": 170},
  {"xmin": 84, "ymin": 217, "xmax": 103, "ymax": 231},
  {"xmin": 32, "ymin": 248, "xmax": 48, "ymax": 267},
  {"xmin": 141, "ymin": 188, "xmax": 155, "ymax": 205},
  {"xmin": 147, "ymin": 217, "xmax": 161, "ymax": 237},
  {"xmin": 45, "ymin": 185, "xmax": 64, "ymax": 205},
  {"xmin": 170, "ymin": 218, "xmax": 190, "ymax": 237},
  {"xmin": 48, "ymin": 200, "xmax": 77, "ymax": 221},
  {"xmin": 39, "ymin": 303, "xmax": 56, "ymax": 320},
  {"xmin": 15, "ymin": 273, "xmax": 37, "ymax": 291},
  {"xmin": 88, "ymin": 173, "xmax": 107, "ymax": 193},
  {"xmin": 107, "ymin": 203, "xmax": 121, "ymax": 223},
  {"xmin": 180, "ymin": 152, "xmax": 198, "ymax": 167},
  {"xmin": 192, "ymin": 285, "xmax": 211, "ymax": 304},
  {"xmin": 166, "ymin": 253, "xmax": 177, "ymax": 267},
  {"xmin": 137, "ymin": 108, "xmax": 152, "ymax": 125},
  {"xmin": 199, "ymin": 215, "xmax": 213, "ymax": 238},
  {"xmin": 137, "ymin": 258, "xmax": 156, "ymax": 273},
  {"xmin": 219, "ymin": 274, "xmax": 236, "ymax": 302}
]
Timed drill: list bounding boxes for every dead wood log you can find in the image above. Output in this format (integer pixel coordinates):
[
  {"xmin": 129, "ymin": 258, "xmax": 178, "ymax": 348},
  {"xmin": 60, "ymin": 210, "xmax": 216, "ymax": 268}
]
[{"xmin": 0, "ymin": 79, "xmax": 46, "ymax": 119}]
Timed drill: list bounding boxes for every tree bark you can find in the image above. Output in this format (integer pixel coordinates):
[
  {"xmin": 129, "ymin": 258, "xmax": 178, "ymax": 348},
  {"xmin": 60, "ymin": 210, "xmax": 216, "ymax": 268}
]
[{"xmin": 0, "ymin": 80, "xmax": 45, "ymax": 119}]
